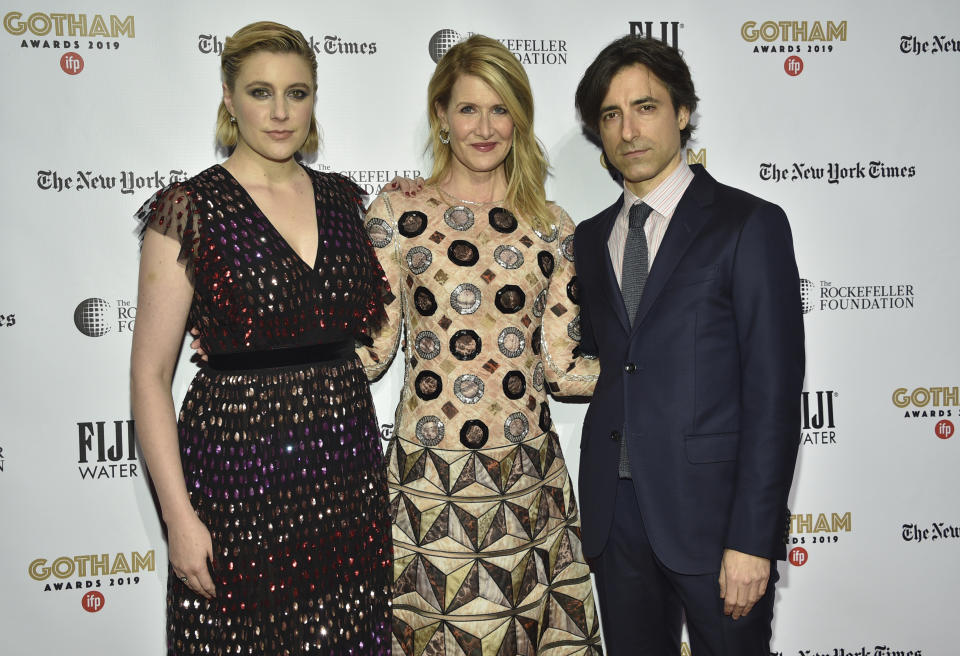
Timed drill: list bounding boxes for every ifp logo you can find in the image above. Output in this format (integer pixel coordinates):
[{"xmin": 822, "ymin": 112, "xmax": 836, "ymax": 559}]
[
  {"xmin": 81, "ymin": 590, "xmax": 105, "ymax": 613},
  {"xmin": 935, "ymin": 420, "xmax": 954, "ymax": 440},
  {"xmin": 60, "ymin": 51, "xmax": 84, "ymax": 75},
  {"xmin": 784, "ymin": 55, "xmax": 803, "ymax": 76},
  {"xmin": 789, "ymin": 546, "xmax": 808, "ymax": 566}
]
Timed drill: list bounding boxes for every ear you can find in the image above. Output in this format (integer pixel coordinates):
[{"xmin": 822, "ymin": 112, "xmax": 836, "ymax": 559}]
[
  {"xmin": 222, "ymin": 82, "xmax": 235, "ymax": 117},
  {"xmin": 434, "ymin": 101, "xmax": 449, "ymax": 130},
  {"xmin": 677, "ymin": 106, "xmax": 690, "ymax": 131}
]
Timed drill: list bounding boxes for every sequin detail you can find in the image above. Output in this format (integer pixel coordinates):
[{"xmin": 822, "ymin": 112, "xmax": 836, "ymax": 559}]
[
  {"xmin": 415, "ymin": 415, "xmax": 445, "ymax": 446},
  {"xmin": 493, "ymin": 244, "xmax": 524, "ymax": 269},
  {"xmin": 504, "ymin": 412, "xmax": 530, "ymax": 442},
  {"xmin": 406, "ymin": 246, "xmax": 433, "ymax": 274},
  {"xmin": 450, "ymin": 283, "xmax": 481, "ymax": 314},
  {"xmin": 136, "ymin": 165, "xmax": 392, "ymax": 655},
  {"xmin": 366, "ymin": 217, "xmax": 393, "ymax": 248},
  {"xmin": 443, "ymin": 205, "xmax": 475, "ymax": 231},
  {"xmin": 453, "ymin": 374, "xmax": 484, "ymax": 404},
  {"xmin": 415, "ymin": 331, "xmax": 442, "ymax": 359},
  {"xmin": 497, "ymin": 327, "xmax": 525, "ymax": 358}
]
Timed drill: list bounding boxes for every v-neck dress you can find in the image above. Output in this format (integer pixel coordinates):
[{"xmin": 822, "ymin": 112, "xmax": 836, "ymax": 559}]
[{"xmin": 136, "ymin": 164, "xmax": 393, "ymax": 655}]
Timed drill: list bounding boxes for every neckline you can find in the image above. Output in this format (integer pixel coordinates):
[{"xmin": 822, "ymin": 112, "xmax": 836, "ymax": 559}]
[
  {"xmin": 434, "ymin": 184, "xmax": 505, "ymax": 207},
  {"xmin": 215, "ymin": 164, "xmax": 320, "ymax": 271}
]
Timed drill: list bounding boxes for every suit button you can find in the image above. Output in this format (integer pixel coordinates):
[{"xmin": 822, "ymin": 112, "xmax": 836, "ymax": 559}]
[
  {"xmin": 624, "ymin": 363, "xmax": 636, "ymax": 373},
  {"xmin": 610, "ymin": 430, "xmax": 621, "ymax": 441}
]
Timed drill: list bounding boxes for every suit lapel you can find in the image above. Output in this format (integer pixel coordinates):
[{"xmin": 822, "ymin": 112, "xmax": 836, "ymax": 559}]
[
  {"xmin": 593, "ymin": 195, "xmax": 631, "ymax": 333},
  {"xmin": 632, "ymin": 166, "xmax": 716, "ymax": 330}
]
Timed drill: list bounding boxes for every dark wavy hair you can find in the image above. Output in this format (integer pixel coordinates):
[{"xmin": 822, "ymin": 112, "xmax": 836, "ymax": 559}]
[{"xmin": 575, "ymin": 35, "xmax": 699, "ymax": 147}]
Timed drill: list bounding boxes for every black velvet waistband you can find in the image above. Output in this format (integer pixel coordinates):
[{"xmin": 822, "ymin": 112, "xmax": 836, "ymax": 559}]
[{"xmin": 206, "ymin": 339, "xmax": 355, "ymax": 371}]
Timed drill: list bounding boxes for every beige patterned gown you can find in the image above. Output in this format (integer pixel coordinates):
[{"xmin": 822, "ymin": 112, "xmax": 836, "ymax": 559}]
[{"xmin": 358, "ymin": 187, "xmax": 602, "ymax": 655}]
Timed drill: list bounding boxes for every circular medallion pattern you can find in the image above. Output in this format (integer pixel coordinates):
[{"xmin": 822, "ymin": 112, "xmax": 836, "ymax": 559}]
[
  {"xmin": 415, "ymin": 370, "xmax": 443, "ymax": 401},
  {"xmin": 497, "ymin": 327, "xmax": 525, "ymax": 358},
  {"xmin": 533, "ymin": 223, "xmax": 559, "ymax": 243},
  {"xmin": 397, "ymin": 210, "xmax": 428, "ymax": 238},
  {"xmin": 460, "ymin": 420, "xmax": 489, "ymax": 449},
  {"xmin": 444, "ymin": 205, "xmax": 475, "ymax": 231},
  {"xmin": 567, "ymin": 314, "xmax": 582, "ymax": 342},
  {"xmin": 538, "ymin": 402, "xmax": 552, "ymax": 431},
  {"xmin": 447, "ymin": 240, "xmax": 479, "ymax": 267},
  {"xmin": 489, "ymin": 207, "xmax": 518, "ymax": 233},
  {"xmin": 414, "ymin": 286, "xmax": 438, "ymax": 316},
  {"xmin": 414, "ymin": 330, "xmax": 441, "ymax": 359},
  {"xmin": 495, "ymin": 285, "xmax": 526, "ymax": 314},
  {"xmin": 567, "ymin": 276, "xmax": 580, "ymax": 304},
  {"xmin": 531, "ymin": 326, "xmax": 542, "ymax": 355},
  {"xmin": 450, "ymin": 283, "xmax": 482, "ymax": 314},
  {"xmin": 532, "ymin": 289, "xmax": 547, "ymax": 318},
  {"xmin": 450, "ymin": 329, "xmax": 482, "ymax": 361},
  {"xmin": 560, "ymin": 234, "xmax": 575, "ymax": 262},
  {"xmin": 365, "ymin": 218, "xmax": 392, "ymax": 248},
  {"xmin": 532, "ymin": 361, "xmax": 545, "ymax": 391},
  {"xmin": 453, "ymin": 374, "xmax": 484, "ymax": 404},
  {"xmin": 493, "ymin": 244, "xmax": 524, "ymax": 269},
  {"xmin": 406, "ymin": 246, "xmax": 432, "ymax": 274},
  {"xmin": 415, "ymin": 415, "xmax": 444, "ymax": 446},
  {"xmin": 504, "ymin": 412, "xmax": 530, "ymax": 443},
  {"xmin": 502, "ymin": 370, "xmax": 526, "ymax": 400},
  {"xmin": 537, "ymin": 250, "xmax": 555, "ymax": 277}
]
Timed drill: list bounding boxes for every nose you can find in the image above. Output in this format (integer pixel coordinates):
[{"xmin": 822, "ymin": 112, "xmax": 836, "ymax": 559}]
[
  {"xmin": 271, "ymin": 96, "xmax": 289, "ymax": 121},
  {"xmin": 621, "ymin": 111, "xmax": 639, "ymax": 143},
  {"xmin": 476, "ymin": 111, "xmax": 494, "ymax": 138}
]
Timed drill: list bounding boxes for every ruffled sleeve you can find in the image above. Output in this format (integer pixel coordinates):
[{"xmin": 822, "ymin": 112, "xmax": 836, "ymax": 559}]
[
  {"xmin": 134, "ymin": 182, "xmax": 201, "ymax": 278},
  {"xmin": 355, "ymin": 191, "xmax": 404, "ymax": 381},
  {"xmin": 329, "ymin": 173, "xmax": 391, "ymax": 343},
  {"xmin": 540, "ymin": 204, "xmax": 601, "ymax": 397}
]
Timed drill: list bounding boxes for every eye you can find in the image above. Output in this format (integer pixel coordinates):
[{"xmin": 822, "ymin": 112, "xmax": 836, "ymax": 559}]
[
  {"xmin": 288, "ymin": 88, "xmax": 310, "ymax": 100},
  {"xmin": 601, "ymin": 110, "xmax": 620, "ymax": 122},
  {"xmin": 250, "ymin": 88, "xmax": 271, "ymax": 99},
  {"xmin": 492, "ymin": 105, "xmax": 509, "ymax": 115},
  {"xmin": 459, "ymin": 105, "xmax": 476, "ymax": 114},
  {"xmin": 639, "ymin": 104, "xmax": 656, "ymax": 112}
]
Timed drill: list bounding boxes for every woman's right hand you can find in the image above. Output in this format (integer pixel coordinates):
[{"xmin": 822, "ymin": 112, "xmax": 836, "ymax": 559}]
[
  {"xmin": 189, "ymin": 328, "xmax": 208, "ymax": 362},
  {"xmin": 166, "ymin": 511, "xmax": 217, "ymax": 599}
]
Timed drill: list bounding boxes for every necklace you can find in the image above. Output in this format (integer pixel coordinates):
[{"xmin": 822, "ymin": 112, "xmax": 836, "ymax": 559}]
[{"xmin": 436, "ymin": 185, "xmax": 504, "ymax": 206}]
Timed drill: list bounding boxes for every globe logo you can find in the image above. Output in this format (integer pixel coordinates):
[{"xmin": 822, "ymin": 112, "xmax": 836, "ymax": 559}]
[
  {"xmin": 428, "ymin": 29, "xmax": 461, "ymax": 63},
  {"xmin": 74, "ymin": 297, "xmax": 112, "ymax": 337},
  {"xmin": 799, "ymin": 279, "xmax": 816, "ymax": 314}
]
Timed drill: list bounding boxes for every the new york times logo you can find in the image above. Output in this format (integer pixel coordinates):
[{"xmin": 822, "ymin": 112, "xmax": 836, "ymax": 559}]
[
  {"xmin": 629, "ymin": 21, "xmax": 683, "ymax": 48},
  {"xmin": 29, "ymin": 549, "xmax": 155, "ymax": 592},
  {"xmin": 74, "ymin": 298, "xmax": 136, "ymax": 337},
  {"xmin": 781, "ymin": 645, "xmax": 924, "ymax": 656},
  {"xmin": 800, "ymin": 280, "xmax": 915, "ymax": 314},
  {"xmin": 903, "ymin": 520, "xmax": 960, "ymax": 543},
  {"xmin": 198, "ymin": 33, "xmax": 376, "ymax": 56},
  {"xmin": 78, "ymin": 420, "xmax": 138, "ymax": 480},
  {"xmin": 801, "ymin": 390, "xmax": 837, "ymax": 446}
]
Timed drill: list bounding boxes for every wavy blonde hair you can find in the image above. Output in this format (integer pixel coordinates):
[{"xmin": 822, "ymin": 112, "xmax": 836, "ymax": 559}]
[
  {"xmin": 215, "ymin": 21, "xmax": 320, "ymax": 155},
  {"xmin": 426, "ymin": 35, "xmax": 550, "ymax": 232}
]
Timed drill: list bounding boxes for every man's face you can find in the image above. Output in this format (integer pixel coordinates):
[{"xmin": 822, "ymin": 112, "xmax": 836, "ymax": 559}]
[{"xmin": 598, "ymin": 63, "xmax": 689, "ymax": 198}]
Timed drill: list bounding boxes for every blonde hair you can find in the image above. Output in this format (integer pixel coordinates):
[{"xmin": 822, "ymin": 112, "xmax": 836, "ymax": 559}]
[
  {"xmin": 426, "ymin": 35, "xmax": 550, "ymax": 231},
  {"xmin": 215, "ymin": 21, "xmax": 320, "ymax": 155}
]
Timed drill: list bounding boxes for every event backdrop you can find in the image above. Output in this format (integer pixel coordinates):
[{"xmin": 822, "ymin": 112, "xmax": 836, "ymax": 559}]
[{"xmin": 1, "ymin": 1, "xmax": 957, "ymax": 654}]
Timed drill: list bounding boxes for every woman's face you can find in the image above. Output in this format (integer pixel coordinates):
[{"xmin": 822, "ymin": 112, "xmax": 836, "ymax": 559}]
[
  {"xmin": 436, "ymin": 74, "xmax": 514, "ymax": 177},
  {"xmin": 223, "ymin": 51, "xmax": 315, "ymax": 163}
]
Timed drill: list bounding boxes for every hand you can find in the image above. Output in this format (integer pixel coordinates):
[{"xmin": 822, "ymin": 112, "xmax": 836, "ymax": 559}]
[
  {"xmin": 385, "ymin": 176, "xmax": 424, "ymax": 196},
  {"xmin": 188, "ymin": 327, "xmax": 208, "ymax": 362},
  {"xmin": 167, "ymin": 512, "xmax": 217, "ymax": 599},
  {"xmin": 718, "ymin": 548, "xmax": 769, "ymax": 620}
]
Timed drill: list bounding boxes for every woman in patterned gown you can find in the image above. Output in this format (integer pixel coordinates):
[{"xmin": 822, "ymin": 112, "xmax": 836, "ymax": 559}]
[
  {"xmin": 358, "ymin": 35, "xmax": 603, "ymax": 655},
  {"xmin": 130, "ymin": 22, "xmax": 392, "ymax": 654}
]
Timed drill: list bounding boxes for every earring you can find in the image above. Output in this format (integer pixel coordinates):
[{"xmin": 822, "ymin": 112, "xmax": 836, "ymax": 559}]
[
  {"xmin": 230, "ymin": 116, "xmax": 237, "ymax": 124},
  {"xmin": 439, "ymin": 128, "xmax": 450, "ymax": 145},
  {"xmin": 599, "ymin": 151, "xmax": 608, "ymax": 169}
]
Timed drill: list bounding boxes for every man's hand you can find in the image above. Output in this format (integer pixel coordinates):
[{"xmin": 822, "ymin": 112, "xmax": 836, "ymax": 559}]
[{"xmin": 718, "ymin": 548, "xmax": 769, "ymax": 620}]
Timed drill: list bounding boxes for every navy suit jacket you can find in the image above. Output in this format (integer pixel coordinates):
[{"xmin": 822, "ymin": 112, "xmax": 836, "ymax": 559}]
[{"xmin": 574, "ymin": 164, "xmax": 805, "ymax": 574}]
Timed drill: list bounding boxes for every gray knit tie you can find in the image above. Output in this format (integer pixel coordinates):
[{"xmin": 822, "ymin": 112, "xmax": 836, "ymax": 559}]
[{"xmin": 618, "ymin": 201, "xmax": 651, "ymax": 479}]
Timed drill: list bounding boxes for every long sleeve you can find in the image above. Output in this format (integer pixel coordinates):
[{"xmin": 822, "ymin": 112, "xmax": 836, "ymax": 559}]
[
  {"xmin": 356, "ymin": 192, "xmax": 405, "ymax": 381},
  {"xmin": 541, "ymin": 205, "xmax": 600, "ymax": 397}
]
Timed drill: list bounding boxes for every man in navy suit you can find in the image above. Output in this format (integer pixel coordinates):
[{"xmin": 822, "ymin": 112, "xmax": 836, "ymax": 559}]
[{"xmin": 571, "ymin": 35, "xmax": 805, "ymax": 655}]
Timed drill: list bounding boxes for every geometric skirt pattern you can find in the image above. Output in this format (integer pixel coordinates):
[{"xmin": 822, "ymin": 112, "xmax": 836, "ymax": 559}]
[{"xmin": 387, "ymin": 428, "xmax": 603, "ymax": 655}]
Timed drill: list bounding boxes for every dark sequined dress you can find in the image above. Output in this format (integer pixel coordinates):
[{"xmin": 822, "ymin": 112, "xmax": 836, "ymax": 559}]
[{"xmin": 136, "ymin": 164, "xmax": 393, "ymax": 655}]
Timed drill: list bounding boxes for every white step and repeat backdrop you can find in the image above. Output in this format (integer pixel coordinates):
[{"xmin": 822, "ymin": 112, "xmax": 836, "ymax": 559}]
[{"xmin": 1, "ymin": 1, "xmax": 957, "ymax": 654}]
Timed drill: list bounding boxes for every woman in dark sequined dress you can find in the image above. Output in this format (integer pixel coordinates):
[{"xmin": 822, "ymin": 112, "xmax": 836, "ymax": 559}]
[{"xmin": 130, "ymin": 22, "xmax": 392, "ymax": 655}]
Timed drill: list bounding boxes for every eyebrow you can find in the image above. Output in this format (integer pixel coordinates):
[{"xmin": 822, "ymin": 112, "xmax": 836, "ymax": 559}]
[
  {"xmin": 600, "ymin": 96, "xmax": 659, "ymax": 114},
  {"xmin": 243, "ymin": 80, "xmax": 312, "ymax": 89}
]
